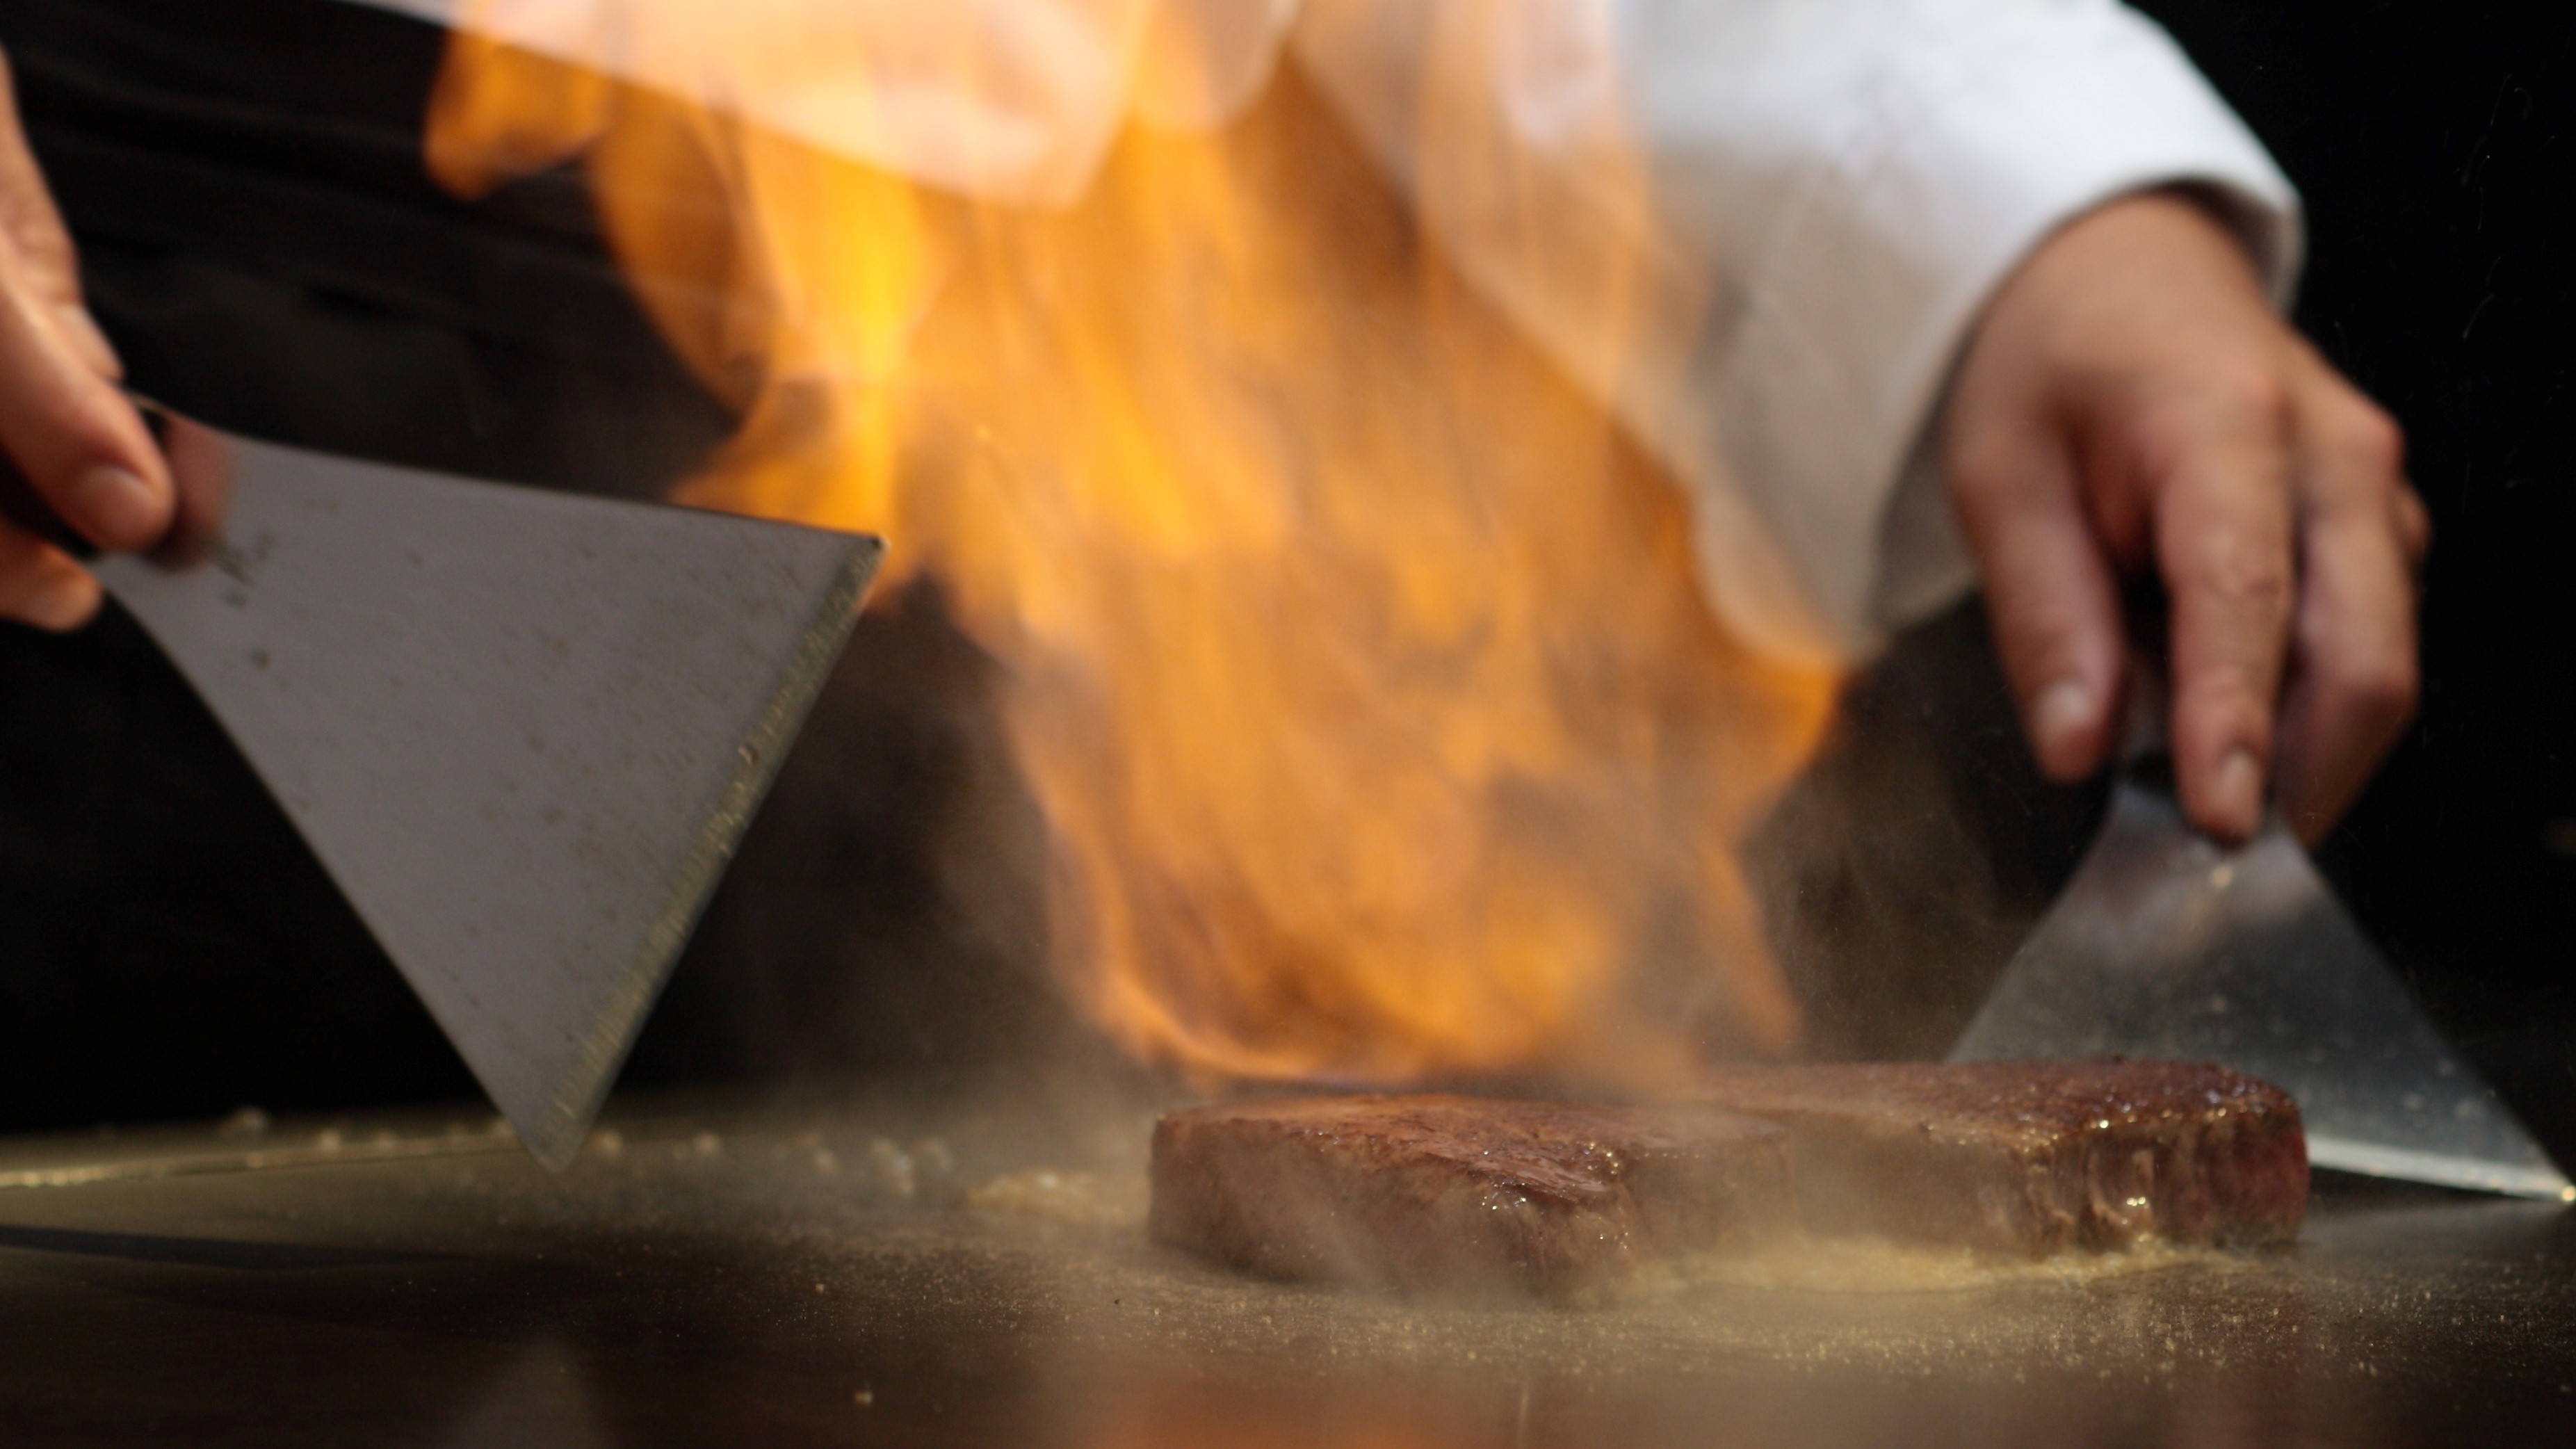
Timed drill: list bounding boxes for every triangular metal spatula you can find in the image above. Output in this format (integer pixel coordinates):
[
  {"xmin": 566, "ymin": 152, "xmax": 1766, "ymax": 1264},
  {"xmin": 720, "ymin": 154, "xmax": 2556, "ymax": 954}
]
[
  {"xmin": 87, "ymin": 432, "xmax": 881, "ymax": 1170},
  {"xmin": 1951, "ymin": 752, "xmax": 2572, "ymax": 1201}
]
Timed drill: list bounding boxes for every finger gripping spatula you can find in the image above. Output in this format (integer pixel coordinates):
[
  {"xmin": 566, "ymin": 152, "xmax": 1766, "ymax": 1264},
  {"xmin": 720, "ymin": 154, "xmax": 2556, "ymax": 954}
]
[
  {"xmin": 1950, "ymin": 688, "xmax": 2572, "ymax": 1201},
  {"xmin": 24, "ymin": 425, "xmax": 880, "ymax": 1171}
]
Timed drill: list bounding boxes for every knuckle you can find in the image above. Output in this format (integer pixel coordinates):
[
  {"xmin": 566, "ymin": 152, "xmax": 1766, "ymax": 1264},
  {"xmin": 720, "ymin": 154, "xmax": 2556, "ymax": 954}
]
[
  {"xmin": 2306, "ymin": 402, "xmax": 2408, "ymax": 518},
  {"xmin": 2199, "ymin": 360, "xmax": 2296, "ymax": 437},
  {"xmin": 2179, "ymin": 534, "xmax": 2294, "ymax": 619},
  {"xmin": 2394, "ymin": 483, "xmax": 2433, "ymax": 558},
  {"xmin": 2336, "ymin": 401, "xmax": 2406, "ymax": 478},
  {"xmin": 2125, "ymin": 364, "xmax": 2297, "ymax": 489},
  {"xmin": 2324, "ymin": 650, "xmax": 2420, "ymax": 728}
]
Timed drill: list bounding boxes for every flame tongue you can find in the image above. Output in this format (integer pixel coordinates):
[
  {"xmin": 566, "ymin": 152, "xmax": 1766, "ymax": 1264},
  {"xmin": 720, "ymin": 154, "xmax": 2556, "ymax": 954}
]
[{"xmin": 429, "ymin": 28, "xmax": 1836, "ymax": 1090}]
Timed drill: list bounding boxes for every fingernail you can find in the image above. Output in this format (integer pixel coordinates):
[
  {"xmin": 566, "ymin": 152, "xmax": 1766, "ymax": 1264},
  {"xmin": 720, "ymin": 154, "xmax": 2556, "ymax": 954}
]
[
  {"xmin": 2033, "ymin": 679, "xmax": 2095, "ymax": 756},
  {"xmin": 19, "ymin": 572, "xmax": 99, "ymax": 632},
  {"xmin": 65, "ymin": 464, "xmax": 162, "ymax": 546},
  {"xmin": 2212, "ymin": 747, "xmax": 2263, "ymax": 833}
]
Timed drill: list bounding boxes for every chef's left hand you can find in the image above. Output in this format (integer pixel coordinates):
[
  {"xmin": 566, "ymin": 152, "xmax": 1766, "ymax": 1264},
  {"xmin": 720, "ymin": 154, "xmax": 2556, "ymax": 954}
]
[
  {"xmin": 0, "ymin": 45, "xmax": 226, "ymax": 627},
  {"xmin": 1942, "ymin": 190, "xmax": 2429, "ymax": 846}
]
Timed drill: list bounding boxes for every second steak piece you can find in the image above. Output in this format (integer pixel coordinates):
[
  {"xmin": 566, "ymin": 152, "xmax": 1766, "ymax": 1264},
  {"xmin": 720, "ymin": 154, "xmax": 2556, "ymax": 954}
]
[
  {"xmin": 1694, "ymin": 1060, "xmax": 2309, "ymax": 1254},
  {"xmin": 1150, "ymin": 1095, "xmax": 1792, "ymax": 1294}
]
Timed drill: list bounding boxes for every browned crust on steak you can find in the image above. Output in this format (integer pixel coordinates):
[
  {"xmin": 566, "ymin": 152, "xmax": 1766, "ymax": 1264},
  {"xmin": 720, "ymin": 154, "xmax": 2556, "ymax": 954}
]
[
  {"xmin": 1149, "ymin": 1095, "xmax": 1793, "ymax": 1294},
  {"xmin": 1692, "ymin": 1060, "xmax": 2308, "ymax": 1254}
]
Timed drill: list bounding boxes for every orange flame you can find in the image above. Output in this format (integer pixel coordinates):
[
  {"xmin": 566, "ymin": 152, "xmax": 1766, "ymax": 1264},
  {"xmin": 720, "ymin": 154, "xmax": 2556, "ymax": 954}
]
[{"xmin": 426, "ymin": 11, "xmax": 1837, "ymax": 1090}]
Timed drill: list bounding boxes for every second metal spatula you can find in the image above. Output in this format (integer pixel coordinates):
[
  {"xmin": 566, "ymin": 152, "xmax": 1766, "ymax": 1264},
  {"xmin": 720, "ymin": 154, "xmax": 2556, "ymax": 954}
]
[{"xmin": 1951, "ymin": 748, "xmax": 2572, "ymax": 1201}]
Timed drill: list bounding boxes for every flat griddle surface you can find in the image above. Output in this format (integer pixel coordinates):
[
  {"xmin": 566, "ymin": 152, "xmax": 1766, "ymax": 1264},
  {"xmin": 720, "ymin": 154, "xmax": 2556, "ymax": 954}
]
[{"xmin": 0, "ymin": 1093, "xmax": 2568, "ymax": 1446}]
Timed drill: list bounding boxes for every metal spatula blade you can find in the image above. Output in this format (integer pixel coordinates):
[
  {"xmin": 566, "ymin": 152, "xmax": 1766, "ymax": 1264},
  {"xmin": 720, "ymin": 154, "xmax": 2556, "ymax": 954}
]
[
  {"xmin": 94, "ymin": 434, "xmax": 882, "ymax": 1170},
  {"xmin": 1950, "ymin": 768, "xmax": 2573, "ymax": 1201}
]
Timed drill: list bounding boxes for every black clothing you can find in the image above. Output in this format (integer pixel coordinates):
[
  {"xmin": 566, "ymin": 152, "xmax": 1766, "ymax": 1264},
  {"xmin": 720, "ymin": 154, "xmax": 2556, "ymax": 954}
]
[
  {"xmin": 0, "ymin": 0, "xmax": 729, "ymax": 492},
  {"xmin": 0, "ymin": 1, "xmax": 1080, "ymax": 1133},
  {"xmin": 0, "ymin": 0, "xmax": 734, "ymax": 1129}
]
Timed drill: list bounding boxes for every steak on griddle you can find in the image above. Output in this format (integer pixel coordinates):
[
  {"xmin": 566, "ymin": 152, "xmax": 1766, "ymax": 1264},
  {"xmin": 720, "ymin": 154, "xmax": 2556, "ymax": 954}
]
[
  {"xmin": 1692, "ymin": 1060, "xmax": 2308, "ymax": 1254},
  {"xmin": 1149, "ymin": 1094, "xmax": 1793, "ymax": 1294},
  {"xmin": 1151, "ymin": 1062, "xmax": 2308, "ymax": 1293}
]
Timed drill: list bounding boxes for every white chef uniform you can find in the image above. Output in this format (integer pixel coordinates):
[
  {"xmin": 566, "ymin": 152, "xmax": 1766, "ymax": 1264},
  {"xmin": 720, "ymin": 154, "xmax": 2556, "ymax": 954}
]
[{"xmin": 348, "ymin": 0, "xmax": 2299, "ymax": 665}]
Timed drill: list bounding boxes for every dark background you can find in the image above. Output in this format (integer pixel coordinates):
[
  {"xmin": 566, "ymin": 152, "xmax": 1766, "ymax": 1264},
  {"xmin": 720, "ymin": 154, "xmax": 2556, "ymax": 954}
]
[
  {"xmin": 2153, "ymin": 0, "xmax": 2576, "ymax": 1151},
  {"xmin": 0, "ymin": 1, "xmax": 2565, "ymax": 1157}
]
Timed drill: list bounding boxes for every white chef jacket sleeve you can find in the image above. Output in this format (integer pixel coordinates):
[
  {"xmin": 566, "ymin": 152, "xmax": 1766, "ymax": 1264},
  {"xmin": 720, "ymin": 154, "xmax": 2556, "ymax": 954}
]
[
  {"xmin": 1293, "ymin": 0, "xmax": 2300, "ymax": 664},
  {"xmin": 364, "ymin": 0, "xmax": 2296, "ymax": 663}
]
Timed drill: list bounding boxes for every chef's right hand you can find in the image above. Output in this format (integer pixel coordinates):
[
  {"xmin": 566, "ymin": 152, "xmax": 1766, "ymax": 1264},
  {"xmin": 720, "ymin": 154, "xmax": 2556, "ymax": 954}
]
[
  {"xmin": 0, "ymin": 45, "xmax": 206, "ymax": 631},
  {"xmin": 1943, "ymin": 192, "xmax": 2428, "ymax": 847}
]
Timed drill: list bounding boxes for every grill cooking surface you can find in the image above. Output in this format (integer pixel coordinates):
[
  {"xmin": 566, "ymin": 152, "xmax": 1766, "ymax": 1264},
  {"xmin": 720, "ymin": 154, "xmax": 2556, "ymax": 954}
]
[{"xmin": 0, "ymin": 1093, "xmax": 2568, "ymax": 1446}]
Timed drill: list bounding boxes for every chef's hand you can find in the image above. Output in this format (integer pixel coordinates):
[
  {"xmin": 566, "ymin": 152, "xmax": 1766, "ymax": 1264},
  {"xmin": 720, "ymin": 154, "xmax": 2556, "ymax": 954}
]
[
  {"xmin": 1943, "ymin": 191, "xmax": 2429, "ymax": 847},
  {"xmin": 0, "ymin": 47, "xmax": 217, "ymax": 631}
]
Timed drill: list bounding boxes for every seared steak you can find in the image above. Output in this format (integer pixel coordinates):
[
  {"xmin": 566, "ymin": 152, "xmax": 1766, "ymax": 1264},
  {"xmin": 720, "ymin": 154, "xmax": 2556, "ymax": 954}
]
[
  {"xmin": 1151, "ymin": 1063, "xmax": 2305, "ymax": 1290},
  {"xmin": 1149, "ymin": 1094, "xmax": 1793, "ymax": 1294},
  {"xmin": 1693, "ymin": 1060, "xmax": 2308, "ymax": 1254}
]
